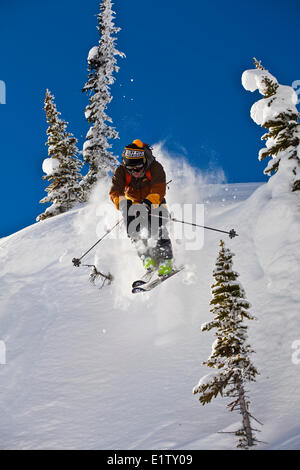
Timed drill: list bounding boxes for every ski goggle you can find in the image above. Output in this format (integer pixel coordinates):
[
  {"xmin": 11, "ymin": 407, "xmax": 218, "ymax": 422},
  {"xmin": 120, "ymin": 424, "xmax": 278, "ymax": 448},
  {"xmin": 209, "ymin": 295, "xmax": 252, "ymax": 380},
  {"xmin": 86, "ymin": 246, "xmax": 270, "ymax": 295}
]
[{"xmin": 126, "ymin": 164, "xmax": 145, "ymax": 174}]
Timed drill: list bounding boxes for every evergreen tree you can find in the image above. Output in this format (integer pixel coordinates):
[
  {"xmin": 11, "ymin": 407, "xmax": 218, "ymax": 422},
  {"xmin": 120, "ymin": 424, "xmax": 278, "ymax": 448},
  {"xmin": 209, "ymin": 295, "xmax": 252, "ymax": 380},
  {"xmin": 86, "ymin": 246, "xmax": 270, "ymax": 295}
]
[
  {"xmin": 81, "ymin": 0, "xmax": 125, "ymax": 200},
  {"xmin": 37, "ymin": 89, "xmax": 83, "ymax": 221},
  {"xmin": 193, "ymin": 240, "xmax": 260, "ymax": 449},
  {"xmin": 242, "ymin": 58, "xmax": 300, "ymax": 192}
]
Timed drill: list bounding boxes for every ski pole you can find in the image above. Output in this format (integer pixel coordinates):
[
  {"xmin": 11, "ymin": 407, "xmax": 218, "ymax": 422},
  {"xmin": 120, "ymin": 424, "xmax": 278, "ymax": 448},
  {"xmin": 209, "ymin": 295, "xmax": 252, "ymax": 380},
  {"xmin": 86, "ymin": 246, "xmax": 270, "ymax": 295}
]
[
  {"xmin": 72, "ymin": 219, "xmax": 122, "ymax": 267},
  {"xmin": 170, "ymin": 216, "xmax": 238, "ymax": 239},
  {"xmin": 150, "ymin": 213, "xmax": 238, "ymax": 239}
]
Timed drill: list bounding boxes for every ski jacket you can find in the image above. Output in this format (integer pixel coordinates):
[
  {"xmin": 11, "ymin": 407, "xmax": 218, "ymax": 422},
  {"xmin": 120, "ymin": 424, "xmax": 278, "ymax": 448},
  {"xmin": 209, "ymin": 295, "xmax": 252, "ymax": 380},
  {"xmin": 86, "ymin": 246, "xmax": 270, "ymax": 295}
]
[{"xmin": 109, "ymin": 160, "xmax": 167, "ymax": 210}]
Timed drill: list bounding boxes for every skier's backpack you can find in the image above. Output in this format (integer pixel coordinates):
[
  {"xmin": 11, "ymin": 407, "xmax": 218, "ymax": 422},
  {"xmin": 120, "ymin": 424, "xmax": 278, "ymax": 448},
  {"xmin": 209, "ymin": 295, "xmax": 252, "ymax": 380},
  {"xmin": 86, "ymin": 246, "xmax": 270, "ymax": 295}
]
[{"xmin": 143, "ymin": 143, "xmax": 155, "ymax": 168}]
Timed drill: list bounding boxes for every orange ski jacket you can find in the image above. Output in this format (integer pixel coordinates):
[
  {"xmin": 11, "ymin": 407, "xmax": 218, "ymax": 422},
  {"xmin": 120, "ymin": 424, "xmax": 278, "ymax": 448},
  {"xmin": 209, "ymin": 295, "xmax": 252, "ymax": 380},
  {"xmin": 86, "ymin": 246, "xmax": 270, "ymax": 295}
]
[{"xmin": 109, "ymin": 160, "xmax": 167, "ymax": 210}]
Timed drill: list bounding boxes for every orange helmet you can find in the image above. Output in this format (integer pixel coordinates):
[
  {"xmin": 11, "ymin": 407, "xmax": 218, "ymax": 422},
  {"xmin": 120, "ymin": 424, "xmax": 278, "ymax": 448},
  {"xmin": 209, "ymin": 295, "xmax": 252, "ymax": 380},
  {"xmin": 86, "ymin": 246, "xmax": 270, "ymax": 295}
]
[{"xmin": 122, "ymin": 139, "xmax": 146, "ymax": 168}]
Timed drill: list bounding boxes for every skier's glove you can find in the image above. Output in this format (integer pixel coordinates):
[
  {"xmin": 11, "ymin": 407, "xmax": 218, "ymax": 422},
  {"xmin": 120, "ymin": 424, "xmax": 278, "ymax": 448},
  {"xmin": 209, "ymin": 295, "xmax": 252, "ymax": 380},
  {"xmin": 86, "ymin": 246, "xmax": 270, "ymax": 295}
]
[{"xmin": 119, "ymin": 198, "xmax": 132, "ymax": 219}]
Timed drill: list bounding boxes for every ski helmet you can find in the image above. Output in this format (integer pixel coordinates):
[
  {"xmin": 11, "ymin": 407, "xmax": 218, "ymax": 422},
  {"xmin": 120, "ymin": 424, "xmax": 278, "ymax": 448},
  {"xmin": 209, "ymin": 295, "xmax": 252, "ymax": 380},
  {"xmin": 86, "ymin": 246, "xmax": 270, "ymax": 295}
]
[{"xmin": 122, "ymin": 139, "xmax": 146, "ymax": 168}]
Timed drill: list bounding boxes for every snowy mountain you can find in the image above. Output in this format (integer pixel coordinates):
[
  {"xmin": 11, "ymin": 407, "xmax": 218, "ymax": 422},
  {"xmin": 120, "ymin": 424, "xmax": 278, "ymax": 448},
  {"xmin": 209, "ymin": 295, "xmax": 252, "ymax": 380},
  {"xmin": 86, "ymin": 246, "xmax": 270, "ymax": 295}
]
[{"xmin": 1, "ymin": 148, "xmax": 300, "ymax": 450}]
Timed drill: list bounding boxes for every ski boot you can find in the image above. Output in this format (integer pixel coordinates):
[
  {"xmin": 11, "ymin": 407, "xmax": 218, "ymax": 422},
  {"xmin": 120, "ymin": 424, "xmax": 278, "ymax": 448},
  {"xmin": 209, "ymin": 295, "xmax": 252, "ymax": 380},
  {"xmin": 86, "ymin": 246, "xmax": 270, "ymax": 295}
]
[
  {"xmin": 157, "ymin": 259, "xmax": 173, "ymax": 276},
  {"xmin": 143, "ymin": 256, "xmax": 156, "ymax": 271}
]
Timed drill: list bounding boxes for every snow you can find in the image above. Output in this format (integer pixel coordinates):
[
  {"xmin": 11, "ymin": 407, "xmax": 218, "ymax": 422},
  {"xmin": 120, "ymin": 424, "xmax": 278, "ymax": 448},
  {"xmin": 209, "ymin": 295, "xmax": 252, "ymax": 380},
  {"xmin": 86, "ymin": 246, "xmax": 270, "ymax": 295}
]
[
  {"xmin": 1, "ymin": 147, "xmax": 300, "ymax": 449},
  {"xmin": 88, "ymin": 46, "xmax": 99, "ymax": 62},
  {"xmin": 83, "ymin": 139, "xmax": 93, "ymax": 152},
  {"xmin": 250, "ymin": 85, "xmax": 298, "ymax": 126},
  {"xmin": 84, "ymin": 108, "xmax": 92, "ymax": 121},
  {"xmin": 42, "ymin": 157, "xmax": 60, "ymax": 176},
  {"xmin": 242, "ymin": 69, "xmax": 298, "ymax": 126},
  {"xmin": 242, "ymin": 69, "xmax": 278, "ymax": 94},
  {"xmin": 193, "ymin": 371, "xmax": 222, "ymax": 393}
]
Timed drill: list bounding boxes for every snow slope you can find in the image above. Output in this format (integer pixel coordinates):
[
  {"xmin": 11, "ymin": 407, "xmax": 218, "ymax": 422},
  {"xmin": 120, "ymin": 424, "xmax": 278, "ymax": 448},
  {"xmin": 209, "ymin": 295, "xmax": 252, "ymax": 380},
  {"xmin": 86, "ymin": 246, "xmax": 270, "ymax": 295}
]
[{"xmin": 1, "ymin": 149, "xmax": 300, "ymax": 450}]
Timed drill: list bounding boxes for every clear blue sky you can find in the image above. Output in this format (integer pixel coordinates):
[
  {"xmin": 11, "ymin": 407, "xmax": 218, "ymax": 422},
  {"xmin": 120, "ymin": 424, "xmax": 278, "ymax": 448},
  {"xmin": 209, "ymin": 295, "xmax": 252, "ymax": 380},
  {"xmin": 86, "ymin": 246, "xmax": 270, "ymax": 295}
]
[{"xmin": 1, "ymin": 0, "xmax": 300, "ymax": 236}]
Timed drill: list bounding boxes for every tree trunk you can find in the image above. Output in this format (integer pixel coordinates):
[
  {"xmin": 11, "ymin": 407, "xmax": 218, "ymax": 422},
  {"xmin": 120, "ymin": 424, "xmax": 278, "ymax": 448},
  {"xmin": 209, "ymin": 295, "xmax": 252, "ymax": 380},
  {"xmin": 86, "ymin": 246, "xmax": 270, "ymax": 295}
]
[{"xmin": 238, "ymin": 382, "xmax": 254, "ymax": 447}]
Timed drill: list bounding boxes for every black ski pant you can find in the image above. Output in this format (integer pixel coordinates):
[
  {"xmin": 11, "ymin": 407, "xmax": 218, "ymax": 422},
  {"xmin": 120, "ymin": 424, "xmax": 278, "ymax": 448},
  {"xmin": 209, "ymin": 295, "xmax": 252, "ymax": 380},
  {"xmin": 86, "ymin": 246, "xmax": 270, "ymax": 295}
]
[{"xmin": 124, "ymin": 202, "xmax": 173, "ymax": 262}]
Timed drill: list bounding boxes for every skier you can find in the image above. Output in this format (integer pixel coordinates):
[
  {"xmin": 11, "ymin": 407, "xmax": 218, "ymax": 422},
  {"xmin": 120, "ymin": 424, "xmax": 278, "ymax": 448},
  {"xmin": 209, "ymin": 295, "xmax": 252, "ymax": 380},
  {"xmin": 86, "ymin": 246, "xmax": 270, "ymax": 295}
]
[{"xmin": 109, "ymin": 139, "xmax": 173, "ymax": 275}]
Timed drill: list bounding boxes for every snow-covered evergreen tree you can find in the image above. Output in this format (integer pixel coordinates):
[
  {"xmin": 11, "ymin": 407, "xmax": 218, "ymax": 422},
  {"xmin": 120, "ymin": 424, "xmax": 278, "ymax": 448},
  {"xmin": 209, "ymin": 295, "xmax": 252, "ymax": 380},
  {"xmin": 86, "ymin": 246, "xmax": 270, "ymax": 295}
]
[
  {"xmin": 81, "ymin": 0, "xmax": 125, "ymax": 200},
  {"xmin": 242, "ymin": 58, "xmax": 300, "ymax": 192},
  {"xmin": 37, "ymin": 90, "xmax": 83, "ymax": 221},
  {"xmin": 193, "ymin": 240, "xmax": 260, "ymax": 449}
]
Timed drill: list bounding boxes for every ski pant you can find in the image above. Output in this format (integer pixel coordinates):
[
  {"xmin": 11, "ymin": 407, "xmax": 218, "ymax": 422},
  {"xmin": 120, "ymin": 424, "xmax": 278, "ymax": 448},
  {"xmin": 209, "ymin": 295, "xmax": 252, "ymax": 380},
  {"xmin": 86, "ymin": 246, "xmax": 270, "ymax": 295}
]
[{"xmin": 124, "ymin": 202, "xmax": 173, "ymax": 262}]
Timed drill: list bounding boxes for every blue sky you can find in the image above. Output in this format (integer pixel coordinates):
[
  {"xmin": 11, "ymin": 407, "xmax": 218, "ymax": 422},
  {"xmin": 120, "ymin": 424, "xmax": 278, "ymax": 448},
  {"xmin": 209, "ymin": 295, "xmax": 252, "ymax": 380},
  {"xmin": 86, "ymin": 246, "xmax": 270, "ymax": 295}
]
[{"xmin": 1, "ymin": 0, "xmax": 300, "ymax": 236}]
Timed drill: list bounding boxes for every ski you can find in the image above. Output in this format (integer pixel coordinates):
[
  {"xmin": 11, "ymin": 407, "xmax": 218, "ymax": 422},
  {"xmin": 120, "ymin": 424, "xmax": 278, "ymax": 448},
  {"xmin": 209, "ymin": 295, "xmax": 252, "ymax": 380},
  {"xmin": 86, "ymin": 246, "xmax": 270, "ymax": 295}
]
[
  {"xmin": 132, "ymin": 266, "xmax": 184, "ymax": 294},
  {"xmin": 132, "ymin": 268, "xmax": 156, "ymax": 289}
]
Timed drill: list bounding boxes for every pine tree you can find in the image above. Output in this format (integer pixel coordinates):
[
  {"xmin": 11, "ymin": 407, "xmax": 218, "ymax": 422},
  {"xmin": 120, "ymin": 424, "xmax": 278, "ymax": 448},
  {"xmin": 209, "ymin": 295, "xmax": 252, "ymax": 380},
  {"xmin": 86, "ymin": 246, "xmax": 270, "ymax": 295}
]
[
  {"xmin": 193, "ymin": 240, "xmax": 260, "ymax": 449},
  {"xmin": 242, "ymin": 58, "xmax": 300, "ymax": 192},
  {"xmin": 81, "ymin": 0, "xmax": 125, "ymax": 200},
  {"xmin": 37, "ymin": 90, "xmax": 83, "ymax": 221}
]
